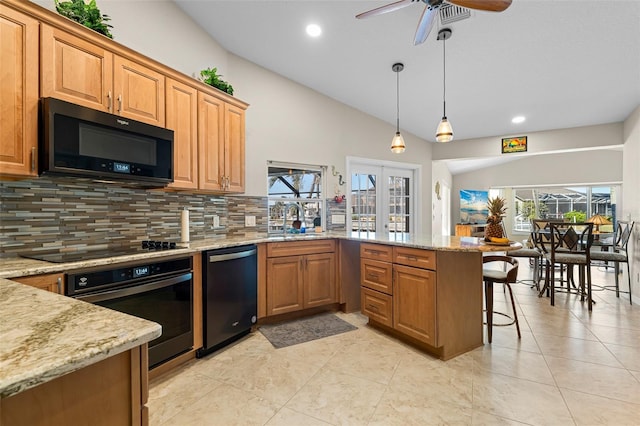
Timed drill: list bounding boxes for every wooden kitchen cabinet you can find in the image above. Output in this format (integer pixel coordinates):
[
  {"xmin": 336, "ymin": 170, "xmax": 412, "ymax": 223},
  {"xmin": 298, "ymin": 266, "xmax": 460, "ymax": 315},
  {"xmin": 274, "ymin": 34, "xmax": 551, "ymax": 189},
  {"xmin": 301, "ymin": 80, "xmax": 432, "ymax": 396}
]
[
  {"xmin": 166, "ymin": 78, "xmax": 199, "ymax": 190},
  {"xmin": 197, "ymin": 92, "xmax": 246, "ymax": 193},
  {"xmin": 41, "ymin": 24, "xmax": 165, "ymax": 127},
  {"xmin": 13, "ymin": 272, "xmax": 64, "ymax": 294},
  {"xmin": 0, "ymin": 5, "xmax": 39, "ymax": 178},
  {"xmin": 265, "ymin": 240, "xmax": 337, "ymax": 316},
  {"xmin": 393, "ymin": 264, "xmax": 436, "ymax": 346}
]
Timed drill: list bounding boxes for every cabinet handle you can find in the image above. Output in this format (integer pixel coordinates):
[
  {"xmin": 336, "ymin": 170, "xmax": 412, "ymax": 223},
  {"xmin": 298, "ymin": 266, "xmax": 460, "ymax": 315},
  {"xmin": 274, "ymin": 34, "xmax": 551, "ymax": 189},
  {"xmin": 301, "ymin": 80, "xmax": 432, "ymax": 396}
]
[
  {"xmin": 367, "ymin": 273, "xmax": 379, "ymax": 280},
  {"xmin": 57, "ymin": 277, "xmax": 62, "ymax": 294},
  {"xmin": 31, "ymin": 147, "xmax": 36, "ymax": 171},
  {"xmin": 367, "ymin": 304, "xmax": 380, "ymax": 312},
  {"xmin": 117, "ymin": 94, "xmax": 122, "ymax": 113},
  {"xmin": 107, "ymin": 91, "xmax": 112, "ymax": 112},
  {"xmin": 408, "ymin": 255, "xmax": 418, "ymax": 261}
]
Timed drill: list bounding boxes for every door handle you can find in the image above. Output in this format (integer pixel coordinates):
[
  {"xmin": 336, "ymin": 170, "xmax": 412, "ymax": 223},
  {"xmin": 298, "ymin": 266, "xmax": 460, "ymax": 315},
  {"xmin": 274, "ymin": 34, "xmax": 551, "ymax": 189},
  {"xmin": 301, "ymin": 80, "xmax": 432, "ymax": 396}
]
[{"xmin": 57, "ymin": 277, "xmax": 62, "ymax": 294}]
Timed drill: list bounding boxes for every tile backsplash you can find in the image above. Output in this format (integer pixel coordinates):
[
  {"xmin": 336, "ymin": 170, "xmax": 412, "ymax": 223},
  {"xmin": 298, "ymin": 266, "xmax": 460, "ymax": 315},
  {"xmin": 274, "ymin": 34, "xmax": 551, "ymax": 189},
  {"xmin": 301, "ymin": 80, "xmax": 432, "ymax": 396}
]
[{"xmin": 0, "ymin": 176, "xmax": 345, "ymax": 255}]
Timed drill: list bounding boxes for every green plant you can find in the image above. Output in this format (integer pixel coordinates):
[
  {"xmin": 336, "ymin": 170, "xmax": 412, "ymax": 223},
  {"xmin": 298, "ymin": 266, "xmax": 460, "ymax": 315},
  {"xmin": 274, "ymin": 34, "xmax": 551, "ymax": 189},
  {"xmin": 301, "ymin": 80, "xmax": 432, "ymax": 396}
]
[
  {"xmin": 199, "ymin": 67, "xmax": 234, "ymax": 95},
  {"xmin": 55, "ymin": 0, "xmax": 113, "ymax": 39},
  {"xmin": 564, "ymin": 210, "xmax": 586, "ymax": 223}
]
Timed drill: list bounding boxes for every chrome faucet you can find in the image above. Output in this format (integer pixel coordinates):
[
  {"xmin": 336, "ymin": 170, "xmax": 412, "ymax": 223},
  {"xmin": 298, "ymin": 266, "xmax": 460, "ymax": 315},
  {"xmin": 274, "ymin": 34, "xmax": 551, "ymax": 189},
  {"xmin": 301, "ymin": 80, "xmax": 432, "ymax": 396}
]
[{"xmin": 283, "ymin": 202, "xmax": 303, "ymax": 234}]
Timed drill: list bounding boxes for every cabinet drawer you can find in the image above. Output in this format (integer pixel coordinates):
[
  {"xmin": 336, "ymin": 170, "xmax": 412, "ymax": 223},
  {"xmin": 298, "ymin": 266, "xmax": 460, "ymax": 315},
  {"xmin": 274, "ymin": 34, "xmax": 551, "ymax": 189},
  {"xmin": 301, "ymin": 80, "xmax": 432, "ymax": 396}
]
[
  {"xmin": 361, "ymin": 287, "xmax": 392, "ymax": 327},
  {"xmin": 361, "ymin": 259, "xmax": 392, "ymax": 295},
  {"xmin": 360, "ymin": 243, "xmax": 393, "ymax": 262},
  {"xmin": 393, "ymin": 247, "xmax": 436, "ymax": 270},
  {"xmin": 267, "ymin": 239, "xmax": 335, "ymax": 257}
]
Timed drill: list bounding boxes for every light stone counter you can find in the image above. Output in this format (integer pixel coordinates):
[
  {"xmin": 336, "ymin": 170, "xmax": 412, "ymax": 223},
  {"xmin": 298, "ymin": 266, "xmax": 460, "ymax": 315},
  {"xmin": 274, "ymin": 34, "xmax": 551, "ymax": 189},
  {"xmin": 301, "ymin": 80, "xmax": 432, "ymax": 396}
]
[
  {"xmin": 0, "ymin": 278, "xmax": 161, "ymax": 398},
  {"xmin": 0, "ymin": 232, "xmax": 520, "ymax": 279}
]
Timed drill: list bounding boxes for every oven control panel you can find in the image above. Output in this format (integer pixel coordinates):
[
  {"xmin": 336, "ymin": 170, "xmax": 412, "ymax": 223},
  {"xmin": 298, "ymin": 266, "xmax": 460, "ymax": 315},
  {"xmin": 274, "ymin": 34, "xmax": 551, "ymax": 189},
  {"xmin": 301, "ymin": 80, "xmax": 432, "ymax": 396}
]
[{"xmin": 66, "ymin": 257, "xmax": 192, "ymax": 296}]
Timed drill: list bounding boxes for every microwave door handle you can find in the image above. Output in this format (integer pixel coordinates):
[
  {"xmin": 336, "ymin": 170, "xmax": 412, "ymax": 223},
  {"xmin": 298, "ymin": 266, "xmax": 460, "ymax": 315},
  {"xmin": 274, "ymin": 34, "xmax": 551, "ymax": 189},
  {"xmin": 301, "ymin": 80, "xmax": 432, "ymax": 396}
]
[{"xmin": 76, "ymin": 272, "xmax": 192, "ymax": 303}]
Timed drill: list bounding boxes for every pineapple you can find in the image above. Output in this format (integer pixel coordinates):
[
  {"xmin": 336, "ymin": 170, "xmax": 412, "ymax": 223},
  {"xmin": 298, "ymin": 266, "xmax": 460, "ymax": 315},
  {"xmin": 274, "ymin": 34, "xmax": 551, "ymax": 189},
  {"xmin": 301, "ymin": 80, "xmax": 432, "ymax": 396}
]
[{"xmin": 485, "ymin": 196, "xmax": 507, "ymax": 240}]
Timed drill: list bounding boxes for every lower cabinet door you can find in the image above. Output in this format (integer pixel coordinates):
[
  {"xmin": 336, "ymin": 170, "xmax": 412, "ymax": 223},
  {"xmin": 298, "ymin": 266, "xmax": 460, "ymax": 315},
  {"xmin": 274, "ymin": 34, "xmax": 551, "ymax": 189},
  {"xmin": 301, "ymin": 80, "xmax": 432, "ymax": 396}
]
[
  {"xmin": 266, "ymin": 256, "xmax": 304, "ymax": 315},
  {"xmin": 304, "ymin": 252, "xmax": 336, "ymax": 308},
  {"xmin": 361, "ymin": 287, "xmax": 393, "ymax": 327},
  {"xmin": 393, "ymin": 264, "xmax": 436, "ymax": 345}
]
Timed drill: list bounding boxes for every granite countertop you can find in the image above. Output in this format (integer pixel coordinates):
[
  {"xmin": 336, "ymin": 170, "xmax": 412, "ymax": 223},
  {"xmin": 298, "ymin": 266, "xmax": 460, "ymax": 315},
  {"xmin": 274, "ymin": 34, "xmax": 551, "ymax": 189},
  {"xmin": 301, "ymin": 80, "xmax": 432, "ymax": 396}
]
[
  {"xmin": 0, "ymin": 278, "xmax": 161, "ymax": 398},
  {"xmin": 0, "ymin": 232, "xmax": 521, "ymax": 279}
]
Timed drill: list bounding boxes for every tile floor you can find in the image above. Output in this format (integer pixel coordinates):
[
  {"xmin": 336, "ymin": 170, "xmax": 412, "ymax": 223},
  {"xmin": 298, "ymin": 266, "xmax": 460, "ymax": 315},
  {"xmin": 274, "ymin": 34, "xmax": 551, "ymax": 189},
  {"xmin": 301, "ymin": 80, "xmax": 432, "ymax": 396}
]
[{"xmin": 149, "ymin": 264, "xmax": 640, "ymax": 425}]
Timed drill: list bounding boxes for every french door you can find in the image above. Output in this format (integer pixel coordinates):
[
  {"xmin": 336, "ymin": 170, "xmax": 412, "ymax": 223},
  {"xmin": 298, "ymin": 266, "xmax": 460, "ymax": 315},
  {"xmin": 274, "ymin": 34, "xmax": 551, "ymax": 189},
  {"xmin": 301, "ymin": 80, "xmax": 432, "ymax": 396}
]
[{"xmin": 348, "ymin": 161, "xmax": 417, "ymax": 240}]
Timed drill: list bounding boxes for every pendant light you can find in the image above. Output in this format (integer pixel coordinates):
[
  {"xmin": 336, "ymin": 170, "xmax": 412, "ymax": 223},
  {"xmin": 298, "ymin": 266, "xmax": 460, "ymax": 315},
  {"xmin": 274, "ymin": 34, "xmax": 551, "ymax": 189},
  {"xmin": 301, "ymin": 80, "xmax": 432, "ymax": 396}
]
[
  {"xmin": 390, "ymin": 62, "xmax": 406, "ymax": 153},
  {"xmin": 435, "ymin": 28, "xmax": 453, "ymax": 143}
]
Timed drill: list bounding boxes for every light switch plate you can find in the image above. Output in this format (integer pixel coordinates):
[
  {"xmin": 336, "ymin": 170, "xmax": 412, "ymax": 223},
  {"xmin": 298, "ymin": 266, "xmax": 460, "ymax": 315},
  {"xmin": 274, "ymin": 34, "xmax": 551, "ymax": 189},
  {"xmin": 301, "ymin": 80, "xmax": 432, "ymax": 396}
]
[
  {"xmin": 245, "ymin": 215, "xmax": 256, "ymax": 227},
  {"xmin": 213, "ymin": 215, "xmax": 220, "ymax": 228},
  {"xmin": 331, "ymin": 214, "xmax": 346, "ymax": 224}
]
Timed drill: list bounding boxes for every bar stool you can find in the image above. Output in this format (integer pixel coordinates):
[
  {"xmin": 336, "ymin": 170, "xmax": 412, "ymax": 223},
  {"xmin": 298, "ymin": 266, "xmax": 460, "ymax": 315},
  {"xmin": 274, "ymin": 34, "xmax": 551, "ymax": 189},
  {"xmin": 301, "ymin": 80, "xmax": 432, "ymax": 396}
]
[{"xmin": 483, "ymin": 255, "xmax": 521, "ymax": 343}]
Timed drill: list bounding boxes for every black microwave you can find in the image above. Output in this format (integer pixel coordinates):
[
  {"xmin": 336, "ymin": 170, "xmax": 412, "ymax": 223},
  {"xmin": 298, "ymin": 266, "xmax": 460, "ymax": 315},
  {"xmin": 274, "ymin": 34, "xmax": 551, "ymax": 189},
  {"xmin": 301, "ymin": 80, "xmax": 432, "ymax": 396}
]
[{"xmin": 40, "ymin": 97, "xmax": 174, "ymax": 186}]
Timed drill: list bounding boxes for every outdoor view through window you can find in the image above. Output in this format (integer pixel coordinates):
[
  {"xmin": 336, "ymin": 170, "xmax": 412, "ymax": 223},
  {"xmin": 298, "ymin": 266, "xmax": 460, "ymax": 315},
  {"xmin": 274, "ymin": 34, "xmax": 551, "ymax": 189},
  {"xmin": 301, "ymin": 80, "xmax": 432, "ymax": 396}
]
[{"xmin": 267, "ymin": 163, "xmax": 325, "ymax": 234}]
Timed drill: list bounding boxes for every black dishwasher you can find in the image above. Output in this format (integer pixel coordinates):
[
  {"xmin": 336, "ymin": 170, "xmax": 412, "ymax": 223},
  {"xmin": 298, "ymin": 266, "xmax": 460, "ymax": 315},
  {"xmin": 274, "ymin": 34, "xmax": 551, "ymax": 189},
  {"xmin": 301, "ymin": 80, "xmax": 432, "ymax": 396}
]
[{"xmin": 197, "ymin": 244, "xmax": 257, "ymax": 357}]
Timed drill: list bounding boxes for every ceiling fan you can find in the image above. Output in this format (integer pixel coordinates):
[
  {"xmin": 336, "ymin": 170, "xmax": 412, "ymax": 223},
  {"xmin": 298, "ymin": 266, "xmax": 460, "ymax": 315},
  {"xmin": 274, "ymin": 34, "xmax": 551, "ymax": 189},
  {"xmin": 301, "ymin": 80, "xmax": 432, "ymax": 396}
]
[{"xmin": 356, "ymin": 0, "xmax": 512, "ymax": 45}]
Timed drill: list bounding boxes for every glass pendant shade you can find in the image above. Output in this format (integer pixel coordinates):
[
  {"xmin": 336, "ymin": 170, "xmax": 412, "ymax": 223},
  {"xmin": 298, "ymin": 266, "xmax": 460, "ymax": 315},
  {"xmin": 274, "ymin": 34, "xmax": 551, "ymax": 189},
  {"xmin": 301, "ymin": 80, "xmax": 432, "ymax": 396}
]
[
  {"xmin": 390, "ymin": 62, "xmax": 405, "ymax": 153},
  {"xmin": 435, "ymin": 116, "xmax": 453, "ymax": 143},
  {"xmin": 390, "ymin": 131, "xmax": 406, "ymax": 153}
]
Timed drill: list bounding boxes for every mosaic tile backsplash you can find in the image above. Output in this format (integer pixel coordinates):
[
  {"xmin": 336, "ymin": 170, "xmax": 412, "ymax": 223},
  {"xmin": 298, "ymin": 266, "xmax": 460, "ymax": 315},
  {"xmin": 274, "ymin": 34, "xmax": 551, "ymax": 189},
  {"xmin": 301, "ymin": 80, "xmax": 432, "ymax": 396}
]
[{"xmin": 0, "ymin": 176, "xmax": 346, "ymax": 255}]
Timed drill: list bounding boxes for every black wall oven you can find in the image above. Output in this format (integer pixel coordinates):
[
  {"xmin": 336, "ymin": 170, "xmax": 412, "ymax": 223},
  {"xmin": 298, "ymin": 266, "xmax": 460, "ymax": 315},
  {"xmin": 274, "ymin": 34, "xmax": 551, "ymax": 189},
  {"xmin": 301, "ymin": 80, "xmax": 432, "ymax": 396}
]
[{"xmin": 66, "ymin": 256, "xmax": 193, "ymax": 368}]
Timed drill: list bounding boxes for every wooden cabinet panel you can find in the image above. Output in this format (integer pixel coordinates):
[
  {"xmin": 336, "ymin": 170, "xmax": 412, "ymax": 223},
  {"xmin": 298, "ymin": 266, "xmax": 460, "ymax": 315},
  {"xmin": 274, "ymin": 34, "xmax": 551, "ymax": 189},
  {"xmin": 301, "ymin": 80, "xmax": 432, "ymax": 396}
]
[
  {"xmin": 267, "ymin": 239, "xmax": 336, "ymax": 258},
  {"xmin": 198, "ymin": 91, "xmax": 225, "ymax": 191},
  {"xmin": 360, "ymin": 243, "xmax": 393, "ymax": 262},
  {"xmin": 0, "ymin": 5, "xmax": 39, "ymax": 177},
  {"xmin": 41, "ymin": 24, "xmax": 113, "ymax": 112},
  {"xmin": 361, "ymin": 287, "xmax": 393, "ymax": 327},
  {"xmin": 266, "ymin": 256, "xmax": 304, "ymax": 315},
  {"xmin": 166, "ymin": 78, "xmax": 198, "ymax": 190},
  {"xmin": 361, "ymin": 258, "xmax": 393, "ymax": 295},
  {"xmin": 224, "ymin": 103, "xmax": 245, "ymax": 193},
  {"xmin": 393, "ymin": 247, "xmax": 436, "ymax": 271},
  {"xmin": 13, "ymin": 273, "xmax": 64, "ymax": 294},
  {"xmin": 393, "ymin": 264, "xmax": 436, "ymax": 345},
  {"xmin": 113, "ymin": 55, "xmax": 165, "ymax": 126},
  {"xmin": 305, "ymin": 252, "xmax": 336, "ymax": 308}
]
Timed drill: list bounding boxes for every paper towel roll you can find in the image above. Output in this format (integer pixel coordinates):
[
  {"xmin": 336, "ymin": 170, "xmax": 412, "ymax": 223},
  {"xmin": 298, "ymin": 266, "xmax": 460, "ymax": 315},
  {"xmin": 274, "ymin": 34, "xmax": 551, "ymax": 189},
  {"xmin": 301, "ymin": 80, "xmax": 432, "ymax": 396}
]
[{"xmin": 181, "ymin": 209, "xmax": 190, "ymax": 243}]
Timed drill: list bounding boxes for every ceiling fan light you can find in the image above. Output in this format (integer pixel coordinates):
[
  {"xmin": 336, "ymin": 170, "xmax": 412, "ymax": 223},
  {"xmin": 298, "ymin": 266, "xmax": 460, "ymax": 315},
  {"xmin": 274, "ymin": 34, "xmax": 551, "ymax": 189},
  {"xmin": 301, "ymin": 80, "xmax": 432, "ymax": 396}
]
[
  {"xmin": 435, "ymin": 117, "xmax": 453, "ymax": 143},
  {"xmin": 390, "ymin": 131, "xmax": 406, "ymax": 153}
]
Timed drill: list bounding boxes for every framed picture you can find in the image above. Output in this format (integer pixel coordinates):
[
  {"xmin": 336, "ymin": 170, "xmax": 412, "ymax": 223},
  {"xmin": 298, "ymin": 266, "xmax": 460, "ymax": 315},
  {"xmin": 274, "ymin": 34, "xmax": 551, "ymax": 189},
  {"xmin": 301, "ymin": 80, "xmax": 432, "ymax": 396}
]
[
  {"xmin": 459, "ymin": 189, "xmax": 489, "ymax": 224},
  {"xmin": 502, "ymin": 136, "xmax": 527, "ymax": 154}
]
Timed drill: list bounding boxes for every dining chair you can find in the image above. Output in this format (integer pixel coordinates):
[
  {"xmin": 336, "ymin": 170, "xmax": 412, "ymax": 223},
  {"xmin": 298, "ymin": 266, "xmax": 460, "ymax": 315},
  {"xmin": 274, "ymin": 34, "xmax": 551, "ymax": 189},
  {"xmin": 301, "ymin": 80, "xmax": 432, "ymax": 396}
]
[
  {"xmin": 482, "ymin": 255, "xmax": 520, "ymax": 343},
  {"xmin": 590, "ymin": 220, "xmax": 635, "ymax": 305},
  {"xmin": 538, "ymin": 222, "xmax": 595, "ymax": 310},
  {"xmin": 507, "ymin": 230, "xmax": 543, "ymax": 290}
]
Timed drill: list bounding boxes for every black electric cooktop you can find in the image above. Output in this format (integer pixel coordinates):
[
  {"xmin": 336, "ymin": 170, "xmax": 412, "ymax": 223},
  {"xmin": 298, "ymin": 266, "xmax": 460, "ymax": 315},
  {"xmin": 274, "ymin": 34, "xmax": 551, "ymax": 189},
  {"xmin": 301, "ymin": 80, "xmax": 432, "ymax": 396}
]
[{"xmin": 19, "ymin": 241, "xmax": 179, "ymax": 263}]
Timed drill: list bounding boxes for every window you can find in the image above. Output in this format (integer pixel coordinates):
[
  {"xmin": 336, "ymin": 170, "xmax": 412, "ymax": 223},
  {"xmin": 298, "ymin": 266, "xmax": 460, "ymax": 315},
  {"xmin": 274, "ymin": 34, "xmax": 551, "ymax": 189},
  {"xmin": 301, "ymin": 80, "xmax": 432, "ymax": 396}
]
[
  {"xmin": 267, "ymin": 162, "xmax": 326, "ymax": 233},
  {"xmin": 511, "ymin": 185, "xmax": 618, "ymax": 233}
]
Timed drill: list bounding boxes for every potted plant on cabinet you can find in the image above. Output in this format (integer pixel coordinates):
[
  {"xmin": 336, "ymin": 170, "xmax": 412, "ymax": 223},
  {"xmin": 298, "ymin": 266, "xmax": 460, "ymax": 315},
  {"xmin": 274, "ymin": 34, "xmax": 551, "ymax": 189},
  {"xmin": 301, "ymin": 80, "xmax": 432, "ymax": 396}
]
[
  {"xmin": 199, "ymin": 67, "xmax": 234, "ymax": 95},
  {"xmin": 55, "ymin": 0, "xmax": 113, "ymax": 39}
]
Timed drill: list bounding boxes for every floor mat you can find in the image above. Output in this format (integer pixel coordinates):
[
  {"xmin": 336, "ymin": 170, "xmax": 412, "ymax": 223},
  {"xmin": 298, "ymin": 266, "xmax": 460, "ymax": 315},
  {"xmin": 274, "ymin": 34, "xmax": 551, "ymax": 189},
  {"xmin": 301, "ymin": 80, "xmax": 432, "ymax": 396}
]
[{"xmin": 259, "ymin": 313, "xmax": 357, "ymax": 349}]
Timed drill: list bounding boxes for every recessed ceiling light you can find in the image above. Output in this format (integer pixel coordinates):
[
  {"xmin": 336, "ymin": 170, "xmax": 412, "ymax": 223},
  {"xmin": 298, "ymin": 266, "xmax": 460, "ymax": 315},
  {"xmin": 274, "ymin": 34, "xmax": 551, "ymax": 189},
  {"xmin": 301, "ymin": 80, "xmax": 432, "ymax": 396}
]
[
  {"xmin": 306, "ymin": 24, "xmax": 322, "ymax": 37},
  {"xmin": 512, "ymin": 116, "xmax": 526, "ymax": 124}
]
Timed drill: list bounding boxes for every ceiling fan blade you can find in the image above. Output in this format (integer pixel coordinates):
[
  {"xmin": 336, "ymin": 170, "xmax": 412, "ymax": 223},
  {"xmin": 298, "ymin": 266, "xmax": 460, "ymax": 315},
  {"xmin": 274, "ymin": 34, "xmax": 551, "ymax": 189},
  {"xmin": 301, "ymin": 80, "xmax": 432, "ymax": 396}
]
[
  {"xmin": 446, "ymin": 0, "xmax": 512, "ymax": 12},
  {"xmin": 356, "ymin": 0, "xmax": 414, "ymax": 19},
  {"xmin": 413, "ymin": 5, "xmax": 436, "ymax": 45}
]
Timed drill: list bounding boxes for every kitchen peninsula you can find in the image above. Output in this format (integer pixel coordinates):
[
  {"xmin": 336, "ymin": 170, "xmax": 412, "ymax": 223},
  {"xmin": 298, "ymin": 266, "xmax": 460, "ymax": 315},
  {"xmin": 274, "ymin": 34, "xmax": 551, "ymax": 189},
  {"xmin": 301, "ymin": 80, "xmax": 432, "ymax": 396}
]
[{"xmin": 0, "ymin": 278, "xmax": 161, "ymax": 426}]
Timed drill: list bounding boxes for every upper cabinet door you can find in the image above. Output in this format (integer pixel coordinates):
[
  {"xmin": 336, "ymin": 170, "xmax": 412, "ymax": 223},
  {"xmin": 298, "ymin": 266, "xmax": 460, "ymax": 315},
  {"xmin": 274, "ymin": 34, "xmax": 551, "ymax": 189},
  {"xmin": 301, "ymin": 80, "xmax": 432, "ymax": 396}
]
[
  {"xmin": 198, "ymin": 91, "xmax": 225, "ymax": 191},
  {"xmin": 113, "ymin": 56, "xmax": 165, "ymax": 127},
  {"xmin": 166, "ymin": 78, "xmax": 198, "ymax": 190},
  {"xmin": 224, "ymin": 103, "xmax": 246, "ymax": 193},
  {"xmin": 40, "ymin": 24, "xmax": 113, "ymax": 112},
  {"xmin": 0, "ymin": 5, "xmax": 39, "ymax": 177}
]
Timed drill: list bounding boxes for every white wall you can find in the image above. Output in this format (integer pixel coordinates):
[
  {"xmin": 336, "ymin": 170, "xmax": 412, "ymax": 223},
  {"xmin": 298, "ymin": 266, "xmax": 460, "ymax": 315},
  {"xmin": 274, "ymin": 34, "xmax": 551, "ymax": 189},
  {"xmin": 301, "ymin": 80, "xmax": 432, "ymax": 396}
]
[
  {"xmin": 431, "ymin": 161, "xmax": 453, "ymax": 238},
  {"xmin": 33, "ymin": 0, "xmax": 434, "ymax": 235},
  {"xmin": 432, "ymin": 122, "xmax": 623, "ymax": 161},
  {"xmin": 623, "ymin": 105, "xmax": 640, "ymax": 303}
]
